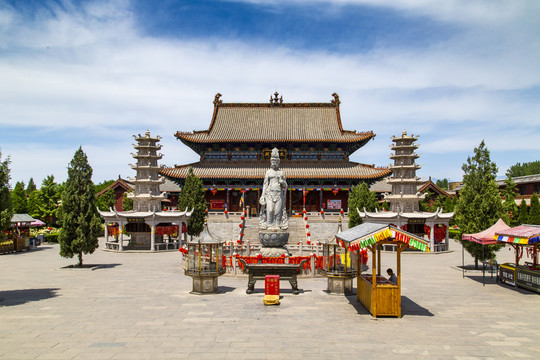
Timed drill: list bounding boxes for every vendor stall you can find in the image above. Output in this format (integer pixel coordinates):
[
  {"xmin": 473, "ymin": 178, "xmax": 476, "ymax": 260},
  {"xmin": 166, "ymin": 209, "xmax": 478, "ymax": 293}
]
[
  {"xmin": 495, "ymin": 225, "xmax": 540, "ymax": 293},
  {"xmin": 462, "ymin": 219, "xmax": 511, "ymax": 285},
  {"xmin": 336, "ymin": 222, "xmax": 430, "ymax": 318}
]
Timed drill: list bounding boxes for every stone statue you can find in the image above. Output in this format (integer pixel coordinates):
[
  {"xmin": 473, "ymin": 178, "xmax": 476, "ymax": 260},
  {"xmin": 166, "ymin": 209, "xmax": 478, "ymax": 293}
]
[{"xmin": 259, "ymin": 148, "xmax": 289, "ymax": 230}]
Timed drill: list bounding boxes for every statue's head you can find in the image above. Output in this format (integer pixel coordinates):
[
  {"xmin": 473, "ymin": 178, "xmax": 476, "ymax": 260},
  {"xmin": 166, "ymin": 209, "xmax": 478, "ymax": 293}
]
[{"xmin": 270, "ymin": 148, "xmax": 280, "ymax": 169}]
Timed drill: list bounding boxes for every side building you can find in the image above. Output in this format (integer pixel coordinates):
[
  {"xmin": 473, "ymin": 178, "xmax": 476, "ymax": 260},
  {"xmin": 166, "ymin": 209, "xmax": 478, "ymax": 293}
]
[{"xmin": 160, "ymin": 93, "xmax": 391, "ymax": 215}]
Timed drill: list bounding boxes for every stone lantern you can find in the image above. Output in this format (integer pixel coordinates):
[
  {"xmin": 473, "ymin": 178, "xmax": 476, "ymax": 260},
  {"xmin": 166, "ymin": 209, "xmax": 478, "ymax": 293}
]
[
  {"xmin": 185, "ymin": 220, "xmax": 225, "ymax": 294},
  {"xmin": 322, "ymin": 220, "xmax": 357, "ymax": 295}
]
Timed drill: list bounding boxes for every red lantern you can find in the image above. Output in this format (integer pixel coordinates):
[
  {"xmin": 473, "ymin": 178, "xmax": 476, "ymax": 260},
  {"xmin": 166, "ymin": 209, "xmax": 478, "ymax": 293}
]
[
  {"xmin": 307, "ymin": 241, "xmax": 311, "ymax": 245},
  {"xmin": 211, "ymin": 188, "xmax": 218, "ymax": 195},
  {"xmin": 306, "ymin": 224, "xmax": 310, "ymax": 228},
  {"xmin": 304, "ymin": 216, "xmax": 308, "ymax": 220},
  {"xmin": 340, "ymin": 209, "xmax": 344, "ymax": 214},
  {"xmin": 237, "ymin": 240, "xmax": 241, "ymax": 244},
  {"xmin": 224, "ymin": 210, "xmax": 228, "ymax": 214},
  {"xmin": 332, "ymin": 188, "xmax": 339, "ymax": 195},
  {"xmin": 320, "ymin": 210, "xmax": 324, "ymax": 214},
  {"xmin": 239, "ymin": 224, "xmax": 243, "ymax": 228},
  {"xmin": 303, "ymin": 209, "xmax": 306, "ymax": 214},
  {"xmin": 241, "ymin": 216, "xmax": 245, "ymax": 220},
  {"xmin": 307, "ymin": 232, "xmax": 311, "ymax": 237}
]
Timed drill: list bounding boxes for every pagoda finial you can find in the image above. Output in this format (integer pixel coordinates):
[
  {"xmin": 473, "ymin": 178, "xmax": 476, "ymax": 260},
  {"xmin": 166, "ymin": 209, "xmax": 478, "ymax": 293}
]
[
  {"xmin": 213, "ymin": 93, "xmax": 222, "ymax": 106},
  {"xmin": 331, "ymin": 93, "xmax": 340, "ymax": 107}
]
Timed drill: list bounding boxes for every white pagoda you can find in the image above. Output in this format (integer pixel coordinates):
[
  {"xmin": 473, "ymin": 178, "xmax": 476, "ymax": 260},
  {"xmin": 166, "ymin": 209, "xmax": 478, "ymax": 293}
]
[
  {"xmin": 99, "ymin": 131, "xmax": 192, "ymax": 251},
  {"xmin": 358, "ymin": 131, "xmax": 453, "ymax": 252}
]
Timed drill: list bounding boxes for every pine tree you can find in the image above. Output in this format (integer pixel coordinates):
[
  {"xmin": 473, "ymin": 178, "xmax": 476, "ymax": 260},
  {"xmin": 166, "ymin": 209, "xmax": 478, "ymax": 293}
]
[
  {"xmin": 0, "ymin": 152, "xmax": 12, "ymax": 240},
  {"xmin": 528, "ymin": 193, "xmax": 540, "ymax": 225},
  {"xmin": 178, "ymin": 167, "xmax": 206, "ymax": 237},
  {"xmin": 454, "ymin": 141, "xmax": 504, "ymax": 267},
  {"xmin": 26, "ymin": 178, "xmax": 37, "ymax": 194},
  {"xmin": 35, "ymin": 175, "xmax": 61, "ymax": 226},
  {"xmin": 96, "ymin": 188, "xmax": 116, "ymax": 211},
  {"xmin": 58, "ymin": 147, "xmax": 102, "ymax": 267},
  {"xmin": 517, "ymin": 199, "xmax": 529, "ymax": 225},
  {"xmin": 11, "ymin": 181, "xmax": 28, "ymax": 214},
  {"xmin": 348, "ymin": 182, "xmax": 378, "ymax": 228},
  {"xmin": 501, "ymin": 177, "xmax": 519, "ymax": 226}
]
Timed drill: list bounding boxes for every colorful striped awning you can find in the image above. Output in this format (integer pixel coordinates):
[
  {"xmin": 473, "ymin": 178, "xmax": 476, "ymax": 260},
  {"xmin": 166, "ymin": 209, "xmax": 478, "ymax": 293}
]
[
  {"xmin": 335, "ymin": 222, "xmax": 430, "ymax": 252},
  {"xmin": 495, "ymin": 225, "xmax": 540, "ymax": 245}
]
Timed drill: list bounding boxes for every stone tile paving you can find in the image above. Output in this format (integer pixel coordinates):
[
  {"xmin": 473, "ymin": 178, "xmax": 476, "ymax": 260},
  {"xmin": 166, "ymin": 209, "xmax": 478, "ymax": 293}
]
[{"xmin": 1, "ymin": 238, "xmax": 538, "ymax": 360}]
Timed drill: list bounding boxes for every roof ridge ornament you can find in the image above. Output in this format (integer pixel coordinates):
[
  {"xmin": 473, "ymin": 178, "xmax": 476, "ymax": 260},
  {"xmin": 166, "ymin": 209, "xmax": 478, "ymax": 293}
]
[
  {"xmin": 270, "ymin": 91, "xmax": 283, "ymax": 105},
  {"xmin": 213, "ymin": 93, "xmax": 222, "ymax": 106},
  {"xmin": 331, "ymin": 93, "xmax": 340, "ymax": 107}
]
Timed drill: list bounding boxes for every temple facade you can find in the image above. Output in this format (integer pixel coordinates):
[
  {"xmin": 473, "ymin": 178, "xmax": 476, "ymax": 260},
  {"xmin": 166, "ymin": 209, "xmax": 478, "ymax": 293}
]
[
  {"xmin": 160, "ymin": 93, "xmax": 391, "ymax": 215},
  {"xmin": 358, "ymin": 131, "xmax": 453, "ymax": 252}
]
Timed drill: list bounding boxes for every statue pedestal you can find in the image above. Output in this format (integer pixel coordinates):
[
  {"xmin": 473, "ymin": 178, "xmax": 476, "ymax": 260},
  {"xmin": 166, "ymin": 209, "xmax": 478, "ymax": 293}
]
[{"xmin": 259, "ymin": 230, "xmax": 289, "ymax": 257}]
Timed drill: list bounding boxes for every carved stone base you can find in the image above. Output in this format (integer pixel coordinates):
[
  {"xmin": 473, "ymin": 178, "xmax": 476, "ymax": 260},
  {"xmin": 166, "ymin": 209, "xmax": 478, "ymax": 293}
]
[
  {"xmin": 259, "ymin": 231, "xmax": 289, "ymax": 247},
  {"xmin": 327, "ymin": 276, "xmax": 354, "ymax": 295},
  {"xmin": 190, "ymin": 275, "xmax": 219, "ymax": 295},
  {"xmin": 260, "ymin": 247, "xmax": 290, "ymax": 257}
]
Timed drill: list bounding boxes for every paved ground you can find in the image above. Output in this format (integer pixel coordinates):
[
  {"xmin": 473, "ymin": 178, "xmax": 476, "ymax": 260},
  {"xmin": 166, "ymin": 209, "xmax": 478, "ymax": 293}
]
[{"xmin": 1, "ymin": 238, "xmax": 539, "ymax": 360}]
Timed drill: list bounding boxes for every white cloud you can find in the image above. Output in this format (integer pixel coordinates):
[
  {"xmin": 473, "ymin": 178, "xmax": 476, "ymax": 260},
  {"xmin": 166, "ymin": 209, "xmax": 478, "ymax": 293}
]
[{"xmin": 1, "ymin": 0, "xmax": 539, "ymax": 185}]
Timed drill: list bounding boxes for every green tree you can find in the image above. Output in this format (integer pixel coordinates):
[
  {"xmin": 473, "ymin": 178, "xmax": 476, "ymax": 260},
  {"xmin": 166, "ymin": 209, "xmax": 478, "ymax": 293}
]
[
  {"xmin": 454, "ymin": 141, "xmax": 504, "ymax": 268},
  {"xmin": 506, "ymin": 160, "xmax": 540, "ymax": 178},
  {"xmin": 528, "ymin": 193, "xmax": 540, "ymax": 225},
  {"xmin": 0, "ymin": 152, "xmax": 12, "ymax": 240},
  {"xmin": 94, "ymin": 179, "xmax": 114, "ymax": 194},
  {"xmin": 27, "ymin": 190, "xmax": 41, "ymax": 219},
  {"xmin": 436, "ymin": 178, "xmax": 449, "ymax": 190},
  {"xmin": 348, "ymin": 182, "xmax": 378, "ymax": 228},
  {"xmin": 35, "ymin": 175, "xmax": 61, "ymax": 226},
  {"xmin": 26, "ymin": 178, "xmax": 37, "ymax": 194},
  {"xmin": 517, "ymin": 199, "xmax": 529, "ymax": 225},
  {"xmin": 11, "ymin": 181, "xmax": 28, "ymax": 214},
  {"xmin": 178, "ymin": 167, "xmax": 206, "ymax": 237},
  {"xmin": 58, "ymin": 147, "xmax": 102, "ymax": 267},
  {"xmin": 96, "ymin": 188, "xmax": 116, "ymax": 211},
  {"xmin": 379, "ymin": 201, "xmax": 390, "ymax": 211},
  {"xmin": 501, "ymin": 177, "xmax": 519, "ymax": 226},
  {"xmin": 122, "ymin": 192, "xmax": 133, "ymax": 211},
  {"xmin": 443, "ymin": 197, "xmax": 454, "ymax": 213}
]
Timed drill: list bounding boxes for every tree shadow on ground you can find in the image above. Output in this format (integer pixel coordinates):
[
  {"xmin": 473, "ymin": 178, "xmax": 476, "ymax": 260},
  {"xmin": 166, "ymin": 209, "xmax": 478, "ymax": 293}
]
[
  {"xmin": 61, "ymin": 263, "xmax": 121, "ymax": 270},
  {"xmin": 0, "ymin": 288, "xmax": 60, "ymax": 307}
]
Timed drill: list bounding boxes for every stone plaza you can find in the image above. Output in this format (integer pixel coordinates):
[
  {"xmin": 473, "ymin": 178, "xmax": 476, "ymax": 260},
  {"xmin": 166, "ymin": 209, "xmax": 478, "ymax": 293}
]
[{"xmin": 1, "ymin": 238, "xmax": 539, "ymax": 360}]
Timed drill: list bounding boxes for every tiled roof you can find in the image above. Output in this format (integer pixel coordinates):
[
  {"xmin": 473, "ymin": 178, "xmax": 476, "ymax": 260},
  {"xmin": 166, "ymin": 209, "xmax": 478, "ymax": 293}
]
[
  {"xmin": 176, "ymin": 94, "xmax": 374, "ymax": 144},
  {"xmin": 160, "ymin": 162, "xmax": 391, "ymax": 180}
]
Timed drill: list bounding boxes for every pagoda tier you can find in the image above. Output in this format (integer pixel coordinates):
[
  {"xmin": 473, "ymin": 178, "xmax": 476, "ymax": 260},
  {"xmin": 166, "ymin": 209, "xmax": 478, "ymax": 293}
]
[
  {"xmin": 130, "ymin": 153, "xmax": 164, "ymax": 160},
  {"xmin": 129, "ymin": 130, "xmax": 167, "ymax": 213},
  {"xmin": 384, "ymin": 130, "xmax": 425, "ymax": 213}
]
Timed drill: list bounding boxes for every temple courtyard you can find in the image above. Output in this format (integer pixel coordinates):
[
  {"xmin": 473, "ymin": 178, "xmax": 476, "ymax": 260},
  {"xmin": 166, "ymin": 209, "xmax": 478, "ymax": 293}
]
[{"xmin": 1, "ymin": 238, "xmax": 539, "ymax": 360}]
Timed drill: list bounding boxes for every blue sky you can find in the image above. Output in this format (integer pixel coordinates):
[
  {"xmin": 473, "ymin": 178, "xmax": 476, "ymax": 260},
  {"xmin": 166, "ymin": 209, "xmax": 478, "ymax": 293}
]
[{"xmin": 1, "ymin": 0, "xmax": 539, "ymax": 187}]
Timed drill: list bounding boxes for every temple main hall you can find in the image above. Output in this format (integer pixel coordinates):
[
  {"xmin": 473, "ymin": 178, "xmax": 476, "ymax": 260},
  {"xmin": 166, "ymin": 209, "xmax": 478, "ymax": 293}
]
[{"xmin": 160, "ymin": 93, "xmax": 391, "ymax": 215}]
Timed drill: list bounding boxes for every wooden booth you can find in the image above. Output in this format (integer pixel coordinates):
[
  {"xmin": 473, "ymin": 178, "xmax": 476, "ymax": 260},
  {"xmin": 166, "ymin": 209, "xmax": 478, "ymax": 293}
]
[
  {"xmin": 336, "ymin": 222, "xmax": 430, "ymax": 318},
  {"xmin": 495, "ymin": 225, "xmax": 540, "ymax": 293}
]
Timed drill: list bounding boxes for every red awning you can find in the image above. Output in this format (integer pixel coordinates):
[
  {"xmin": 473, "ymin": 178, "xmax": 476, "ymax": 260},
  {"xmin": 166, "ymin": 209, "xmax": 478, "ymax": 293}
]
[{"xmin": 462, "ymin": 219, "xmax": 511, "ymax": 245}]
